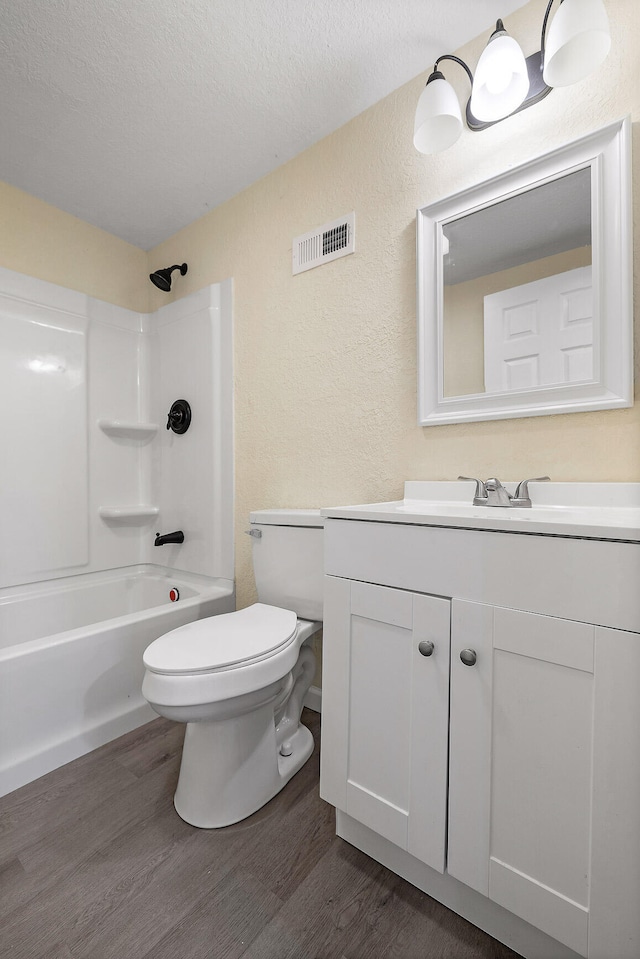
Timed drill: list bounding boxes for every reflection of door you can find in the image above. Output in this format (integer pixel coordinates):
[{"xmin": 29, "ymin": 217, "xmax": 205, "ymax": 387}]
[{"xmin": 484, "ymin": 265, "xmax": 593, "ymax": 392}]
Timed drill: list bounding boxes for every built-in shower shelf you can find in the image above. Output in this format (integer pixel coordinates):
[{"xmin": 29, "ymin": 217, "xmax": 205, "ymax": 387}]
[
  {"xmin": 99, "ymin": 505, "xmax": 160, "ymax": 521},
  {"xmin": 98, "ymin": 419, "xmax": 159, "ymax": 438}
]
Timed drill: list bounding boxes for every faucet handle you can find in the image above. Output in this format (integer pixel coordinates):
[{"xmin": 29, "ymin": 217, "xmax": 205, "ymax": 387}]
[
  {"xmin": 458, "ymin": 476, "xmax": 488, "ymax": 505},
  {"xmin": 512, "ymin": 476, "xmax": 550, "ymax": 508}
]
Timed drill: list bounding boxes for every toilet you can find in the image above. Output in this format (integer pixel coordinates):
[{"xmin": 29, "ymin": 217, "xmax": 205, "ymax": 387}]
[{"xmin": 141, "ymin": 508, "xmax": 323, "ymax": 828}]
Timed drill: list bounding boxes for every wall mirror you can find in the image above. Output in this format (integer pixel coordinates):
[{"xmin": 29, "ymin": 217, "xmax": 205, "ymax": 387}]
[{"xmin": 417, "ymin": 118, "xmax": 632, "ymax": 425}]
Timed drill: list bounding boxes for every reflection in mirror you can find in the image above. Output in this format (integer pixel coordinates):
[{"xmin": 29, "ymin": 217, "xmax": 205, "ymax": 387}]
[{"xmin": 442, "ymin": 168, "xmax": 592, "ymax": 397}]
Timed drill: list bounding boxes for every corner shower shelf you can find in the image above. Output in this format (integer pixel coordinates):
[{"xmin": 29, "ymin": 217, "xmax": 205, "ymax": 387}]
[
  {"xmin": 99, "ymin": 505, "xmax": 160, "ymax": 521},
  {"xmin": 98, "ymin": 419, "xmax": 159, "ymax": 438}
]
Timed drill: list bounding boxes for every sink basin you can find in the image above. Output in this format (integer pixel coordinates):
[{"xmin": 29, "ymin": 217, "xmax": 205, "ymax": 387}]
[{"xmin": 322, "ymin": 481, "xmax": 640, "ymax": 542}]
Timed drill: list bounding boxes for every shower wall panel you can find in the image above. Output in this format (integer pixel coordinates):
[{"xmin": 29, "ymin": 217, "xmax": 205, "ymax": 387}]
[
  {"xmin": 0, "ymin": 267, "xmax": 233, "ymax": 591},
  {"xmin": 0, "ymin": 283, "xmax": 89, "ymax": 588},
  {"xmin": 88, "ymin": 301, "xmax": 151, "ymax": 573},
  {"xmin": 0, "ymin": 268, "xmax": 147, "ymax": 591},
  {"xmin": 146, "ymin": 280, "xmax": 234, "ymax": 581}
]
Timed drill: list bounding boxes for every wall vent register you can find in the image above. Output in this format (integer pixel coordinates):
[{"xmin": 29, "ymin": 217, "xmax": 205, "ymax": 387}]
[{"xmin": 292, "ymin": 212, "xmax": 355, "ymax": 275}]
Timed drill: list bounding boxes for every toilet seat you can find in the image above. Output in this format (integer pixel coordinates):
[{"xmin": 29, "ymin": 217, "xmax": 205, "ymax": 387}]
[
  {"xmin": 143, "ymin": 603, "xmax": 298, "ymax": 676},
  {"xmin": 142, "ymin": 604, "xmax": 310, "ymax": 710}
]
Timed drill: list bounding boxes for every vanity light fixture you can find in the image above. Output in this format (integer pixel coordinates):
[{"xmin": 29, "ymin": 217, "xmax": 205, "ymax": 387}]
[{"xmin": 413, "ymin": 0, "xmax": 611, "ymax": 154}]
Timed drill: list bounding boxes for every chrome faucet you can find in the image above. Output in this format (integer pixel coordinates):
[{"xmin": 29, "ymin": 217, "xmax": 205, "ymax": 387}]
[
  {"xmin": 458, "ymin": 476, "xmax": 550, "ymax": 508},
  {"xmin": 485, "ymin": 477, "xmax": 513, "ymax": 507}
]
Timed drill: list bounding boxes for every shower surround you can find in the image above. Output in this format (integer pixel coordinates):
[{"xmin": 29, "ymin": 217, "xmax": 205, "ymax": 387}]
[{"xmin": 0, "ymin": 267, "xmax": 234, "ymax": 795}]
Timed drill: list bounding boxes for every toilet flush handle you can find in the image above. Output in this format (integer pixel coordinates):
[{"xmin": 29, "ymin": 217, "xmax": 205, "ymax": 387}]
[{"xmin": 244, "ymin": 528, "xmax": 262, "ymax": 538}]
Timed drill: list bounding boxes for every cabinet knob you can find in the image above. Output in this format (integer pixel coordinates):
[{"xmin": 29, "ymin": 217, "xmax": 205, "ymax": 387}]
[
  {"xmin": 418, "ymin": 641, "xmax": 435, "ymax": 657},
  {"xmin": 460, "ymin": 648, "xmax": 477, "ymax": 667}
]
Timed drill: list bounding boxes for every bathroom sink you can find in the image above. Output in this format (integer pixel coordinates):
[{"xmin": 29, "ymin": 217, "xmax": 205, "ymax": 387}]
[{"xmin": 322, "ymin": 481, "xmax": 640, "ymax": 542}]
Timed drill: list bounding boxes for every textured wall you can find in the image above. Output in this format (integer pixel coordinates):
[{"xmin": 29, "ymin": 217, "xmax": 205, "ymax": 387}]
[
  {"xmin": 0, "ymin": 181, "xmax": 148, "ymax": 312},
  {"xmin": 1, "ymin": 1, "xmax": 637, "ymax": 614},
  {"xmin": 149, "ymin": 0, "xmax": 640, "ymax": 610}
]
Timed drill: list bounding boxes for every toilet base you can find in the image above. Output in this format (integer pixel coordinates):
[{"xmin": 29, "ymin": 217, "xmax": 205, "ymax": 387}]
[{"xmin": 173, "ymin": 704, "xmax": 314, "ymax": 828}]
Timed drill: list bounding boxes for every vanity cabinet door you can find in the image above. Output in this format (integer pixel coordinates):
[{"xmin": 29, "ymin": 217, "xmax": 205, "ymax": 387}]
[
  {"xmin": 320, "ymin": 575, "xmax": 450, "ymax": 873},
  {"xmin": 448, "ymin": 601, "xmax": 595, "ymax": 957}
]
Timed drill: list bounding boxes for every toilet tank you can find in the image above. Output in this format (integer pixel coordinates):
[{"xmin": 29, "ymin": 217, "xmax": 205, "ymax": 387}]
[{"xmin": 249, "ymin": 509, "xmax": 324, "ymax": 621}]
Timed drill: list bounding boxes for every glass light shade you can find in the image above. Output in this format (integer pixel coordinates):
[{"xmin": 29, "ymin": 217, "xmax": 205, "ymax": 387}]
[
  {"xmin": 414, "ymin": 76, "xmax": 463, "ymax": 155},
  {"xmin": 543, "ymin": 0, "xmax": 611, "ymax": 87},
  {"xmin": 470, "ymin": 32, "xmax": 529, "ymax": 122}
]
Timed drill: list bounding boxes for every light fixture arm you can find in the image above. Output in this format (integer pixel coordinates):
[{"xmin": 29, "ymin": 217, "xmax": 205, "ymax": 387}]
[{"xmin": 432, "ymin": 54, "xmax": 474, "ymax": 88}]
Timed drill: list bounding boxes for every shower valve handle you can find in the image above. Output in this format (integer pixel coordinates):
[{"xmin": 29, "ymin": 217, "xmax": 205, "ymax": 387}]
[{"xmin": 166, "ymin": 399, "xmax": 191, "ymax": 434}]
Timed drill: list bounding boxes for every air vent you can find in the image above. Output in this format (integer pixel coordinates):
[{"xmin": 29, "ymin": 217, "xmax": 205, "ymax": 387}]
[{"xmin": 292, "ymin": 212, "xmax": 355, "ymax": 275}]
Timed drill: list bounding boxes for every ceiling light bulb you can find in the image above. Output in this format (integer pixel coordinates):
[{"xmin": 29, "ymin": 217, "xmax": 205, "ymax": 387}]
[
  {"xmin": 470, "ymin": 21, "xmax": 529, "ymax": 123},
  {"xmin": 414, "ymin": 71, "xmax": 463, "ymax": 155},
  {"xmin": 543, "ymin": 0, "xmax": 611, "ymax": 87}
]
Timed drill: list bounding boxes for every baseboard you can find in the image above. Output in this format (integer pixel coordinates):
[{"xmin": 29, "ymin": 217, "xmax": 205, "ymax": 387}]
[{"xmin": 304, "ymin": 684, "xmax": 322, "ymax": 713}]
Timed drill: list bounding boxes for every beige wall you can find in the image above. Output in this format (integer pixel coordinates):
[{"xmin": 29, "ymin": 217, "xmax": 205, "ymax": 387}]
[
  {"xmin": 1, "ymin": 0, "xmax": 638, "ymax": 615},
  {"xmin": 0, "ymin": 181, "xmax": 148, "ymax": 313},
  {"xmin": 444, "ymin": 246, "xmax": 592, "ymax": 397},
  {"xmin": 149, "ymin": 0, "xmax": 640, "ymax": 608}
]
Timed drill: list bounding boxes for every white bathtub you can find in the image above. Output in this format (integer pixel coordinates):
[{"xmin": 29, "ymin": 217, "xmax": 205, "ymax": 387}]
[{"xmin": 0, "ymin": 564, "xmax": 235, "ymax": 797}]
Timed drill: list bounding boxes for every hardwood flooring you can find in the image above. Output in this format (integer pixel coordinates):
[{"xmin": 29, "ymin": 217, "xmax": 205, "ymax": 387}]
[{"xmin": 0, "ymin": 711, "xmax": 519, "ymax": 958}]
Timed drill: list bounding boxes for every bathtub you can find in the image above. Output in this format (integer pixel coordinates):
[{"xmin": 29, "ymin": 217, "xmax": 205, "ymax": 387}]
[{"xmin": 0, "ymin": 564, "xmax": 234, "ymax": 797}]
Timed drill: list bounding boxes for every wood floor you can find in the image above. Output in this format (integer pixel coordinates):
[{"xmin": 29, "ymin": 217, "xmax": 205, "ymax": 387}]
[{"xmin": 0, "ymin": 710, "xmax": 519, "ymax": 959}]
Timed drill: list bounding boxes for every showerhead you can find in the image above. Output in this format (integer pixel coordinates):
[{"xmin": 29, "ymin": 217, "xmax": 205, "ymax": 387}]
[{"xmin": 149, "ymin": 263, "xmax": 188, "ymax": 292}]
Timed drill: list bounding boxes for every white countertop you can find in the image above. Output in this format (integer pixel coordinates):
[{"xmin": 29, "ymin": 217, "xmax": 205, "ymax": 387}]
[{"xmin": 321, "ymin": 482, "xmax": 640, "ymax": 542}]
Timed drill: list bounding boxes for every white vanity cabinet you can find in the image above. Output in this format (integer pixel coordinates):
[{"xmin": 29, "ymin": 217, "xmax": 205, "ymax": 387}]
[{"xmin": 320, "ymin": 511, "xmax": 640, "ymax": 959}]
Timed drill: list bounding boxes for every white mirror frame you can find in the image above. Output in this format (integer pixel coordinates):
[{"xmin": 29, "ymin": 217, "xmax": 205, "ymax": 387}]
[{"xmin": 417, "ymin": 118, "xmax": 632, "ymax": 426}]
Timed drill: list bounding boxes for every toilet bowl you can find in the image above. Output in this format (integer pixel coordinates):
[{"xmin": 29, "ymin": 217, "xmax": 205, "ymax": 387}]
[{"xmin": 142, "ymin": 509, "xmax": 323, "ymax": 828}]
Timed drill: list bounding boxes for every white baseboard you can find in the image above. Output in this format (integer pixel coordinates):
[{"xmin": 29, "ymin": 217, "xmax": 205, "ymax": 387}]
[{"xmin": 304, "ymin": 684, "xmax": 322, "ymax": 713}]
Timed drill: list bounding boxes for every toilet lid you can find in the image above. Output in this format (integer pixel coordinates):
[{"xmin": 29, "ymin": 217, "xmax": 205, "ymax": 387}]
[{"xmin": 143, "ymin": 603, "xmax": 298, "ymax": 674}]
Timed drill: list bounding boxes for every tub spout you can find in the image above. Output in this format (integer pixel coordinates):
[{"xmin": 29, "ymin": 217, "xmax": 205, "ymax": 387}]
[{"xmin": 154, "ymin": 531, "xmax": 184, "ymax": 546}]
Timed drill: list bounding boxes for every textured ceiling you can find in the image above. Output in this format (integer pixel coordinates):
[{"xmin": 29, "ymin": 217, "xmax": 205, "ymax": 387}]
[{"xmin": 0, "ymin": 0, "xmax": 529, "ymax": 249}]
